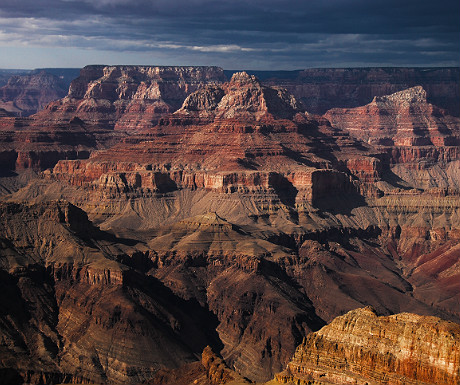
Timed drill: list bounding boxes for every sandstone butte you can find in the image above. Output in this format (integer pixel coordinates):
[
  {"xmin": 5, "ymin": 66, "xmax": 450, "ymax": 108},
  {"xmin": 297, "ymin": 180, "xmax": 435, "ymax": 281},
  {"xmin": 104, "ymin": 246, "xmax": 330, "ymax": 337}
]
[{"xmin": 0, "ymin": 65, "xmax": 459, "ymax": 385}]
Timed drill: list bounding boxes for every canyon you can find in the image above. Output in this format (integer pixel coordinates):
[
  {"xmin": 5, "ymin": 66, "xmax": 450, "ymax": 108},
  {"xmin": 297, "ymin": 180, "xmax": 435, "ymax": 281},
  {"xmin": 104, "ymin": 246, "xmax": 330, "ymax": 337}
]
[
  {"xmin": 0, "ymin": 69, "xmax": 80, "ymax": 117},
  {"xmin": 0, "ymin": 65, "xmax": 459, "ymax": 385}
]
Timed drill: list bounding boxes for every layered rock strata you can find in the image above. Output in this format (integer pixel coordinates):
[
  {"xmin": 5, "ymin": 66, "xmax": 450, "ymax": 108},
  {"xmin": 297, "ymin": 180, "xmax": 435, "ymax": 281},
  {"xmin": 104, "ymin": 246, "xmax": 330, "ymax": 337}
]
[
  {"xmin": 244, "ymin": 67, "xmax": 460, "ymax": 116},
  {"xmin": 0, "ymin": 69, "xmax": 459, "ymax": 385},
  {"xmin": 37, "ymin": 65, "xmax": 226, "ymax": 130},
  {"xmin": 0, "ymin": 70, "xmax": 71, "ymax": 116},
  {"xmin": 325, "ymin": 86, "xmax": 460, "ymax": 147},
  {"xmin": 325, "ymin": 86, "xmax": 460, "ymax": 191},
  {"xmin": 0, "ymin": 116, "xmax": 121, "ymax": 172},
  {"xmin": 0, "ymin": 201, "xmax": 226, "ymax": 384},
  {"xmin": 276, "ymin": 307, "xmax": 460, "ymax": 385}
]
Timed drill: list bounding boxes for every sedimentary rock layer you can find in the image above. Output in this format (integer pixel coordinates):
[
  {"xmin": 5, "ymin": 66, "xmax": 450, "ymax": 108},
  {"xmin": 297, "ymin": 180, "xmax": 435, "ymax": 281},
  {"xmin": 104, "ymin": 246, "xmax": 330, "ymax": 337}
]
[
  {"xmin": 0, "ymin": 70, "xmax": 76, "ymax": 116},
  {"xmin": 325, "ymin": 86, "xmax": 460, "ymax": 147},
  {"xmin": 243, "ymin": 67, "xmax": 460, "ymax": 116},
  {"xmin": 37, "ymin": 65, "xmax": 226, "ymax": 130},
  {"xmin": 276, "ymin": 307, "xmax": 460, "ymax": 385}
]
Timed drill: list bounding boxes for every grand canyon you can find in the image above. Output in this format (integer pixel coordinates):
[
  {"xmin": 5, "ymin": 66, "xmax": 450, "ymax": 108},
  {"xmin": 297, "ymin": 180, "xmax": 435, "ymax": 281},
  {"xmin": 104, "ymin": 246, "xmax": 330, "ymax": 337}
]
[{"xmin": 0, "ymin": 65, "xmax": 459, "ymax": 385}]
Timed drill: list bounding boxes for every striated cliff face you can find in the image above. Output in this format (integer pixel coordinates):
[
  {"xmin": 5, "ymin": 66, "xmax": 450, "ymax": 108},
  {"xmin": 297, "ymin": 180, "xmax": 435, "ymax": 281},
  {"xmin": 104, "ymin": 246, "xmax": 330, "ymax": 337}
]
[
  {"xmin": 0, "ymin": 70, "xmax": 73, "ymax": 117},
  {"xmin": 276, "ymin": 307, "xmax": 460, "ymax": 385},
  {"xmin": 176, "ymin": 71, "xmax": 300, "ymax": 121},
  {"xmin": 37, "ymin": 65, "xmax": 226, "ymax": 130},
  {"xmin": 247, "ymin": 67, "xmax": 460, "ymax": 116},
  {"xmin": 0, "ymin": 200, "xmax": 229, "ymax": 385},
  {"xmin": 324, "ymin": 86, "xmax": 460, "ymax": 191},
  {"xmin": 0, "ymin": 116, "xmax": 121, "ymax": 173},
  {"xmin": 325, "ymin": 86, "xmax": 460, "ymax": 147}
]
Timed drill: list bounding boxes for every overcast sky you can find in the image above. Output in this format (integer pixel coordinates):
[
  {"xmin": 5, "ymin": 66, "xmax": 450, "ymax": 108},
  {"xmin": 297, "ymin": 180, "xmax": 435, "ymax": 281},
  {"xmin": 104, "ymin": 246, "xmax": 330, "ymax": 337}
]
[{"xmin": 0, "ymin": 0, "xmax": 459, "ymax": 70}]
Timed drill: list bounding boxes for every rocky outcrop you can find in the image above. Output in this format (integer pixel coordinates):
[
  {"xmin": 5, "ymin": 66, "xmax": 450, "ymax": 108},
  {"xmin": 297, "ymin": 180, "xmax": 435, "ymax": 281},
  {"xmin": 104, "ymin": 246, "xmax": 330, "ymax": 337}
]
[
  {"xmin": 0, "ymin": 201, "xmax": 225, "ymax": 385},
  {"xmin": 0, "ymin": 114, "xmax": 126, "ymax": 172},
  {"xmin": 145, "ymin": 346, "xmax": 250, "ymax": 385},
  {"xmin": 246, "ymin": 67, "xmax": 460, "ymax": 116},
  {"xmin": 325, "ymin": 86, "xmax": 460, "ymax": 147},
  {"xmin": 275, "ymin": 307, "xmax": 460, "ymax": 385},
  {"xmin": 37, "ymin": 65, "xmax": 226, "ymax": 130},
  {"xmin": 201, "ymin": 346, "xmax": 250, "ymax": 385},
  {"xmin": 177, "ymin": 71, "xmax": 301, "ymax": 121},
  {"xmin": 1, "ymin": 68, "xmax": 460, "ymax": 385},
  {"xmin": 324, "ymin": 86, "xmax": 460, "ymax": 191}
]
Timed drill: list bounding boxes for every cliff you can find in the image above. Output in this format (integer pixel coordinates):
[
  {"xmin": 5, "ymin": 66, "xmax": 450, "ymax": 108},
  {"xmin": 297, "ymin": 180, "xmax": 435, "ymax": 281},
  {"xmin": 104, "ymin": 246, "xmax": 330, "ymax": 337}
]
[
  {"xmin": 0, "ymin": 200, "xmax": 231, "ymax": 384},
  {"xmin": 0, "ymin": 68, "xmax": 459, "ymax": 384},
  {"xmin": 325, "ymin": 86, "xmax": 460, "ymax": 147},
  {"xmin": 276, "ymin": 307, "xmax": 460, "ymax": 385},
  {"xmin": 0, "ymin": 70, "xmax": 75, "ymax": 116},
  {"xmin": 37, "ymin": 65, "xmax": 226, "ymax": 130},
  {"xmin": 239, "ymin": 67, "xmax": 460, "ymax": 116}
]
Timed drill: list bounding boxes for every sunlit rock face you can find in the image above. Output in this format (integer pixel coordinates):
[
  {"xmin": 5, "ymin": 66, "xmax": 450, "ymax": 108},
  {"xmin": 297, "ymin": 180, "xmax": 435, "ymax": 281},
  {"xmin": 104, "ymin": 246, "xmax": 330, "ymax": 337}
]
[
  {"xmin": 325, "ymin": 86, "xmax": 460, "ymax": 147},
  {"xmin": 253, "ymin": 67, "xmax": 460, "ymax": 116},
  {"xmin": 276, "ymin": 307, "xmax": 460, "ymax": 385},
  {"xmin": 37, "ymin": 65, "xmax": 227, "ymax": 130}
]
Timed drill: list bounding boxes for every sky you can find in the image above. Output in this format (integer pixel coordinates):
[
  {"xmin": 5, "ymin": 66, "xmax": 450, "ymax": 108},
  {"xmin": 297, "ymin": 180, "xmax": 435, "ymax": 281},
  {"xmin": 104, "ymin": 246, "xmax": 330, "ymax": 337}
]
[{"xmin": 0, "ymin": 0, "xmax": 459, "ymax": 70}]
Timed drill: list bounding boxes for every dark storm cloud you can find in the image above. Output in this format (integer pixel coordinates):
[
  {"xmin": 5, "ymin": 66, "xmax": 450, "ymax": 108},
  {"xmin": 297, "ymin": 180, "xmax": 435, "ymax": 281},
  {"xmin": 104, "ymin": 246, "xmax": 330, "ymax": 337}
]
[{"xmin": 0, "ymin": 0, "xmax": 458, "ymax": 68}]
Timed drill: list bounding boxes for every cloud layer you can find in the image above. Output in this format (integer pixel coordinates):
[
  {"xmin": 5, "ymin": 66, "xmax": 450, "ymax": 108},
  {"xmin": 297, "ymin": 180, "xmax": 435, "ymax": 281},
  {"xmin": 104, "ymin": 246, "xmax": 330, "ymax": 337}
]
[{"xmin": 0, "ymin": 0, "xmax": 458, "ymax": 69}]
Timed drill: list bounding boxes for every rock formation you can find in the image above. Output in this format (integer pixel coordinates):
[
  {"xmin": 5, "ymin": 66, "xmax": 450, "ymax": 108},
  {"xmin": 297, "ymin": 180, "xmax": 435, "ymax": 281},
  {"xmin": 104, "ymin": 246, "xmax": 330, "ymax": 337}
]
[
  {"xmin": 324, "ymin": 86, "xmax": 460, "ymax": 191},
  {"xmin": 147, "ymin": 346, "xmax": 250, "ymax": 385},
  {"xmin": 0, "ymin": 115, "xmax": 121, "ymax": 173},
  {"xmin": 275, "ymin": 307, "xmax": 460, "ymax": 385},
  {"xmin": 242, "ymin": 67, "xmax": 460, "ymax": 116},
  {"xmin": 0, "ymin": 66, "xmax": 459, "ymax": 384},
  {"xmin": 0, "ymin": 70, "xmax": 77, "ymax": 116},
  {"xmin": 0, "ymin": 200, "xmax": 228, "ymax": 384},
  {"xmin": 325, "ymin": 86, "xmax": 460, "ymax": 147},
  {"xmin": 37, "ymin": 65, "xmax": 226, "ymax": 130}
]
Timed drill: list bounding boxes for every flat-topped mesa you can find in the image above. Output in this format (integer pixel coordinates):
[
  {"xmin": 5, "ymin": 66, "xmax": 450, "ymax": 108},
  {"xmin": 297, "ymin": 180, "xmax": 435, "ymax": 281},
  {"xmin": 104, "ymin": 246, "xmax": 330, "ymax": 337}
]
[
  {"xmin": 35, "ymin": 65, "xmax": 227, "ymax": 130},
  {"xmin": 325, "ymin": 86, "xmax": 460, "ymax": 147},
  {"xmin": 276, "ymin": 307, "xmax": 460, "ymax": 385},
  {"xmin": 175, "ymin": 71, "xmax": 302, "ymax": 123}
]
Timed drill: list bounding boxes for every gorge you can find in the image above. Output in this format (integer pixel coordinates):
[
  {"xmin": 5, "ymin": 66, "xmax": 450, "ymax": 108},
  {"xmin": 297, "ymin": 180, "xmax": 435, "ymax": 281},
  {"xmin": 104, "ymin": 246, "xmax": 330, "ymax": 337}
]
[{"xmin": 0, "ymin": 65, "xmax": 458, "ymax": 385}]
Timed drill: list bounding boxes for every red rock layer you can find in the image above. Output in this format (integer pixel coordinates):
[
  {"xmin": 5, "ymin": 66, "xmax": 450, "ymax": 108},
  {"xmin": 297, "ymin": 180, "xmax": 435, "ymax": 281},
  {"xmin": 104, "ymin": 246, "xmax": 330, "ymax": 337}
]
[
  {"xmin": 0, "ymin": 71, "xmax": 70, "ymax": 116},
  {"xmin": 255, "ymin": 67, "xmax": 460, "ymax": 116},
  {"xmin": 36, "ymin": 65, "xmax": 226, "ymax": 130},
  {"xmin": 0, "ymin": 201, "xmax": 226, "ymax": 384},
  {"xmin": 325, "ymin": 86, "xmax": 460, "ymax": 147},
  {"xmin": 0, "ymin": 116, "xmax": 121, "ymax": 171},
  {"xmin": 276, "ymin": 307, "xmax": 460, "ymax": 385},
  {"xmin": 45, "ymin": 72, "xmax": 374, "ymax": 206}
]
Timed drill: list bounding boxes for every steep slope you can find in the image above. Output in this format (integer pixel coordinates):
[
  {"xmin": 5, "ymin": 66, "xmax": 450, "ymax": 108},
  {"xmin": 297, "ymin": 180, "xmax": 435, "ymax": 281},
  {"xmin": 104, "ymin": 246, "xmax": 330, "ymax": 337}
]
[
  {"xmin": 325, "ymin": 86, "xmax": 459, "ymax": 147},
  {"xmin": 324, "ymin": 86, "xmax": 460, "ymax": 191},
  {"xmin": 243, "ymin": 67, "xmax": 460, "ymax": 116},
  {"xmin": 0, "ymin": 201, "xmax": 224, "ymax": 384},
  {"xmin": 276, "ymin": 307, "xmax": 460, "ymax": 385},
  {"xmin": 36, "ymin": 65, "xmax": 226, "ymax": 130},
  {"xmin": 0, "ymin": 70, "xmax": 74, "ymax": 116},
  {"xmin": 0, "ymin": 115, "xmax": 121, "ymax": 173},
  {"xmin": 0, "ymin": 66, "xmax": 227, "ymax": 174}
]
